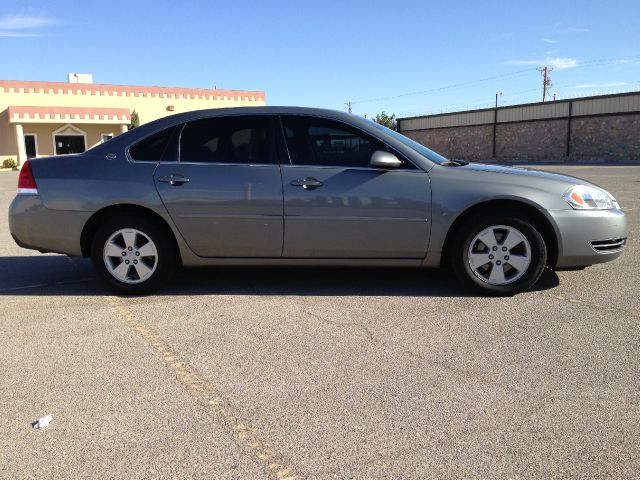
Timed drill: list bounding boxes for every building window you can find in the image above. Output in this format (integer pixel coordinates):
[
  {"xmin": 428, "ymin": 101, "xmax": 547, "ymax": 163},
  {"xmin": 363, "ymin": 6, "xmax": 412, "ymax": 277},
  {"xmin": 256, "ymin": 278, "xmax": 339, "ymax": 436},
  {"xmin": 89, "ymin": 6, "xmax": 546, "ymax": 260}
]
[
  {"xmin": 52, "ymin": 124, "xmax": 87, "ymax": 155},
  {"xmin": 24, "ymin": 134, "xmax": 38, "ymax": 159},
  {"xmin": 54, "ymin": 135, "xmax": 86, "ymax": 155},
  {"xmin": 101, "ymin": 133, "xmax": 114, "ymax": 143}
]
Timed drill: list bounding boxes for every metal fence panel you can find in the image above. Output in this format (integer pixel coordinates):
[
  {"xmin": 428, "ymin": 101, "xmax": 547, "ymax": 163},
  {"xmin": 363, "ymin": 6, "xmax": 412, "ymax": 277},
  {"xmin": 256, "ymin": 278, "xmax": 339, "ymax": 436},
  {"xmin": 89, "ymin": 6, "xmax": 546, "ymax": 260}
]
[
  {"xmin": 398, "ymin": 93, "xmax": 640, "ymax": 132},
  {"xmin": 572, "ymin": 93, "xmax": 640, "ymax": 116},
  {"xmin": 498, "ymin": 102, "xmax": 569, "ymax": 123}
]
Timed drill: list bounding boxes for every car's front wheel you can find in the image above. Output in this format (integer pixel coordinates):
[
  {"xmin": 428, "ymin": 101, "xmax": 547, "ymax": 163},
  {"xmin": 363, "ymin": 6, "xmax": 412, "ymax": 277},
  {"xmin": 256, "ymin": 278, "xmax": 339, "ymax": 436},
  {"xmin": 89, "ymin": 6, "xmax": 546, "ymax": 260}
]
[
  {"xmin": 91, "ymin": 216, "xmax": 177, "ymax": 294},
  {"xmin": 450, "ymin": 213, "xmax": 547, "ymax": 295}
]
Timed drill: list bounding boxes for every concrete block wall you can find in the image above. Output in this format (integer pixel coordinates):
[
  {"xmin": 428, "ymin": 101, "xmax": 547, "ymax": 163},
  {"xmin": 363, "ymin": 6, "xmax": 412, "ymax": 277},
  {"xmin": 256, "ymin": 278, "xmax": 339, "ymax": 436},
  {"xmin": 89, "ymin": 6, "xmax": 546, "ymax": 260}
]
[
  {"xmin": 398, "ymin": 92, "xmax": 640, "ymax": 162},
  {"xmin": 570, "ymin": 114, "xmax": 640, "ymax": 161},
  {"xmin": 404, "ymin": 125, "xmax": 493, "ymax": 160},
  {"xmin": 495, "ymin": 119, "xmax": 567, "ymax": 160}
]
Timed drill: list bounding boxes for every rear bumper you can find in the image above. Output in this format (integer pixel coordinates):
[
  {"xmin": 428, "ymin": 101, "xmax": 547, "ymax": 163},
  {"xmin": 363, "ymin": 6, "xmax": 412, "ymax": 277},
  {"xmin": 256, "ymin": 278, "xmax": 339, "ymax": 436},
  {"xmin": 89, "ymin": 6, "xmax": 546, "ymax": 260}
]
[
  {"xmin": 550, "ymin": 208, "xmax": 628, "ymax": 267},
  {"xmin": 8, "ymin": 195, "xmax": 90, "ymax": 256}
]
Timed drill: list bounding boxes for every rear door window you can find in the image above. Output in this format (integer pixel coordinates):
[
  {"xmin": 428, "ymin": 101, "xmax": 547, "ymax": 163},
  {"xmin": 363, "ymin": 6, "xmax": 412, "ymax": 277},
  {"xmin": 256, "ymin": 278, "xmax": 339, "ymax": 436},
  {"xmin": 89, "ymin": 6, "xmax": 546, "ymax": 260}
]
[{"xmin": 179, "ymin": 116, "xmax": 272, "ymax": 164}]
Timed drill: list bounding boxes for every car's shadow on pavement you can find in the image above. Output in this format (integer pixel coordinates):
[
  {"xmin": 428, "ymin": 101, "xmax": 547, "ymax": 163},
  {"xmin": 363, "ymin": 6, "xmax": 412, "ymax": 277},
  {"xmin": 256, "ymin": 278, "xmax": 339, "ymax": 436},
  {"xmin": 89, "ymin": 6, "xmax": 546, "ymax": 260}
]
[{"xmin": 0, "ymin": 255, "xmax": 560, "ymax": 297}]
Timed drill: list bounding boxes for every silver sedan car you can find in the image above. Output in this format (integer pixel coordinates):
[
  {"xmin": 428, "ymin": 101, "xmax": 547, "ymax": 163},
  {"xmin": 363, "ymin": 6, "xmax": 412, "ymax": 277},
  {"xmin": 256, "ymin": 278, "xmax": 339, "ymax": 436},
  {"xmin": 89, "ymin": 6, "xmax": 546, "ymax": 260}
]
[{"xmin": 9, "ymin": 107, "xmax": 627, "ymax": 295}]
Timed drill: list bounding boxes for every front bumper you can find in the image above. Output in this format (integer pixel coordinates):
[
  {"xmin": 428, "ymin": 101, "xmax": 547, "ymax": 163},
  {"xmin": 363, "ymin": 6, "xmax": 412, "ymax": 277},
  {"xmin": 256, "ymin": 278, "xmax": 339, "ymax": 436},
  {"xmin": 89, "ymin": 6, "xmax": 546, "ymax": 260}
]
[
  {"xmin": 9, "ymin": 195, "xmax": 91, "ymax": 256},
  {"xmin": 550, "ymin": 208, "xmax": 628, "ymax": 268}
]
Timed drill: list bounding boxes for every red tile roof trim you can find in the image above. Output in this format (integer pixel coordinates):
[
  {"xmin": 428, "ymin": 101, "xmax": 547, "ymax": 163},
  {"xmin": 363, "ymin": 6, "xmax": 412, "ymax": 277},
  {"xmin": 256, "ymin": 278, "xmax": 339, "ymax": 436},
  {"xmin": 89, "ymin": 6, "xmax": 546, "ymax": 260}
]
[
  {"xmin": 0, "ymin": 80, "xmax": 266, "ymax": 102},
  {"xmin": 8, "ymin": 106, "xmax": 132, "ymax": 121}
]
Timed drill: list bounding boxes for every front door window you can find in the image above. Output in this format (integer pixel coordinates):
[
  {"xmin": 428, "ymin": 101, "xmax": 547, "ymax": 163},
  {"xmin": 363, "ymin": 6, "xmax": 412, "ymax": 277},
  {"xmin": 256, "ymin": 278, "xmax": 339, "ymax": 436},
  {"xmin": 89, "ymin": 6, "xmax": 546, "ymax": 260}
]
[
  {"xmin": 281, "ymin": 116, "xmax": 416, "ymax": 169},
  {"xmin": 55, "ymin": 135, "xmax": 86, "ymax": 155}
]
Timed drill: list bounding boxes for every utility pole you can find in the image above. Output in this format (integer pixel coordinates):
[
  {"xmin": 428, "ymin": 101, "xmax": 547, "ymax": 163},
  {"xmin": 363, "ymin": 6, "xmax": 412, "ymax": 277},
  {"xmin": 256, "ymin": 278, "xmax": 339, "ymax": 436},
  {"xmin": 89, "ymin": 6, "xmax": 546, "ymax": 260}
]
[
  {"xmin": 345, "ymin": 101, "xmax": 353, "ymax": 113},
  {"xmin": 537, "ymin": 66, "xmax": 553, "ymax": 102}
]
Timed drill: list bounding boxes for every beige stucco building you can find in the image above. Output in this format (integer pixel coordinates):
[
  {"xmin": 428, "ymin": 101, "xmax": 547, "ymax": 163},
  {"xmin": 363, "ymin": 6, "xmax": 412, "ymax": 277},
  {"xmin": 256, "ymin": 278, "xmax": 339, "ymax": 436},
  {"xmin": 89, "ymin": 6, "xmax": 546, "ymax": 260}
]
[{"xmin": 0, "ymin": 74, "xmax": 266, "ymax": 165}]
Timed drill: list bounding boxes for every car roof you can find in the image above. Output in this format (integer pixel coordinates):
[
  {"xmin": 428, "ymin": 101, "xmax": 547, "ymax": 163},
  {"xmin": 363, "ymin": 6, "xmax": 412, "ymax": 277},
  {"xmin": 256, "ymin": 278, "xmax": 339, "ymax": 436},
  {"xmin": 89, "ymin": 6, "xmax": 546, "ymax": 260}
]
[
  {"xmin": 150, "ymin": 106, "xmax": 356, "ymax": 124},
  {"xmin": 92, "ymin": 106, "xmax": 374, "ymax": 149}
]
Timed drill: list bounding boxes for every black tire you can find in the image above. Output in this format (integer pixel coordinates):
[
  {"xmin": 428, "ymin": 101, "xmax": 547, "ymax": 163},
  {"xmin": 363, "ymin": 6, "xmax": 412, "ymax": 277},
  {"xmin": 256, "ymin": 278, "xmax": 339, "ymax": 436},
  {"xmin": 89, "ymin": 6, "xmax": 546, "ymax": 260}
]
[
  {"xmin": 450, "ymin": 212, "xmax": 547, "ymax": 296},
  {"xmin": 91, "ymin": 215, "xmax": 178, "ymax": 294}
]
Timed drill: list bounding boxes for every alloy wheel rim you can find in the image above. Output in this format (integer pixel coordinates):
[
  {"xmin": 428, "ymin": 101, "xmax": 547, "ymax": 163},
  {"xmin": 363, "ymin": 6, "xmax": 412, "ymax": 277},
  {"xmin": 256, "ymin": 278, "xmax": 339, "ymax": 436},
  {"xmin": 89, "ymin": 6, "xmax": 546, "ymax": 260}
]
[
  {"xmin": 103, "ymin": 228, "xmax": 158, "ymax": 284},
  {"xmin": 467, "ymin": 225, "xmax": 531, "ymax": 286}
]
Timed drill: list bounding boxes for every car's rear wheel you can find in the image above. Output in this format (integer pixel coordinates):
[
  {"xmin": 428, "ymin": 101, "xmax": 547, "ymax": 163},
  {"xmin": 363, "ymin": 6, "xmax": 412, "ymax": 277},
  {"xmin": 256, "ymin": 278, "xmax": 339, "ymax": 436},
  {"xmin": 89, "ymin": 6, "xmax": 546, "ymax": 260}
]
[
  {"xmin": 450, "ymin": 213, "xmax": 547, "ymax": 295},
  {"xmin": 91, "ymin": 216, "xmax": 177, "ymax": 294}
]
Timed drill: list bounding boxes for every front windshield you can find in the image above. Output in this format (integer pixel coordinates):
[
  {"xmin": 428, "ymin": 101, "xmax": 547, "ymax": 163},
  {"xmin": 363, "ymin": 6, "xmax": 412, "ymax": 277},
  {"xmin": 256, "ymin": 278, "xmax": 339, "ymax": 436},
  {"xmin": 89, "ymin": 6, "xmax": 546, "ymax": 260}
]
[{"xmin": 364, "ymin": 118, "xmax": 449, "ymax": 165}]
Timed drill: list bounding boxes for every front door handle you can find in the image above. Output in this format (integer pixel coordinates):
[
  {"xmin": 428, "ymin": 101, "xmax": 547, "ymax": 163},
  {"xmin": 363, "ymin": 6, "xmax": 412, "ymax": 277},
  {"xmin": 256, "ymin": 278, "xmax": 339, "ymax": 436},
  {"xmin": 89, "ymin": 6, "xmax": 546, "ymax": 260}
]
[
  {"xmin": 290, "ymin": 177, "xmax": 323, "ymax": 189},
  {"xmin": 158, "ymin": 174, "xmax": 190, "ymax": 186}
]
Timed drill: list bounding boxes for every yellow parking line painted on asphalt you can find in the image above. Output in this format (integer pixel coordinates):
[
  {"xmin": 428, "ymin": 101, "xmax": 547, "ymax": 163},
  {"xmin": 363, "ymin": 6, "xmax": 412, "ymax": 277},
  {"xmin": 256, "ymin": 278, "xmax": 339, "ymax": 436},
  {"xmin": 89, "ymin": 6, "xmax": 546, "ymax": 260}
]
[{"xmin": 106, "ymin": 296, "xmax": 303, "ymax": 480}]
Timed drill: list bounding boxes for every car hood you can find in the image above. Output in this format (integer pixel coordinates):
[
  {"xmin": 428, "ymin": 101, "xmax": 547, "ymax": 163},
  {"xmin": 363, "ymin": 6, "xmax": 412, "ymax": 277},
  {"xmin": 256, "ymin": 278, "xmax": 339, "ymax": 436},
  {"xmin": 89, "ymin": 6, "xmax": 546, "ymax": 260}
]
[{"xmin": 456, "ymin": 162, "xmax": 599, "ymax": 188}]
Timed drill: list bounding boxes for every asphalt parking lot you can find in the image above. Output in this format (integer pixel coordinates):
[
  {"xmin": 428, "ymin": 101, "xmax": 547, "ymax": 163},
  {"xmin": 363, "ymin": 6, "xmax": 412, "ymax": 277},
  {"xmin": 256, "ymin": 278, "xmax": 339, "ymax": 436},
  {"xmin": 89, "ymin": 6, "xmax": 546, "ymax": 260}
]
[{"xmin": 1, "ymin": 165, "xmax": 638, "ymax": 479}]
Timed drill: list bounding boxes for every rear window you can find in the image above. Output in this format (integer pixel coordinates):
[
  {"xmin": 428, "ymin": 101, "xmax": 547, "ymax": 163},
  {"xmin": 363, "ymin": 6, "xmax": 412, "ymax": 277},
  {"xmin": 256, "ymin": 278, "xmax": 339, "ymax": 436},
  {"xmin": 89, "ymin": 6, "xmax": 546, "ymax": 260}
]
[{"xmin": 129, "ymin": 126, "xmax": 176, "ymax": 162}]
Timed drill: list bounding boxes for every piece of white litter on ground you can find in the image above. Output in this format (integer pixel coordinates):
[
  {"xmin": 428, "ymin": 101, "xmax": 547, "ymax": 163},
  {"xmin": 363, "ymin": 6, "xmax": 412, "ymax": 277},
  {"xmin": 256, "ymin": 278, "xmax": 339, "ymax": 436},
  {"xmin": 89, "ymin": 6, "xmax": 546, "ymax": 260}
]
[{"xmin": 32, "ymin": 415, "xmax": 53, "ymax": 429}]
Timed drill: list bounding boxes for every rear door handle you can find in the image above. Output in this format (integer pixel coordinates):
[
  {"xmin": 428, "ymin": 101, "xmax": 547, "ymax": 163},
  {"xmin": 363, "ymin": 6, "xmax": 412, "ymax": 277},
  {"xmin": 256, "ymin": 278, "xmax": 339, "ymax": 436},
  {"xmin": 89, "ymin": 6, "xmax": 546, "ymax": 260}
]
[
  {"xmin": 290, "ymin": 177, "xmax": 323, "ymax": 189},
  {"xmin": 158, "ymin": 174, "xmax": 190, "ymax": 186}
]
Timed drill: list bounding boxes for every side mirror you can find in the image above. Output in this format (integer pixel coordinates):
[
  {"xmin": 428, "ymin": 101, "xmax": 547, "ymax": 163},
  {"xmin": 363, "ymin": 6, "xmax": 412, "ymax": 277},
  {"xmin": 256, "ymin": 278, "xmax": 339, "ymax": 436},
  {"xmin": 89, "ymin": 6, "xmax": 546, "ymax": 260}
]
[{"xmin": 370, "ymin": 150, "xmax": 402, "ymax": 169}]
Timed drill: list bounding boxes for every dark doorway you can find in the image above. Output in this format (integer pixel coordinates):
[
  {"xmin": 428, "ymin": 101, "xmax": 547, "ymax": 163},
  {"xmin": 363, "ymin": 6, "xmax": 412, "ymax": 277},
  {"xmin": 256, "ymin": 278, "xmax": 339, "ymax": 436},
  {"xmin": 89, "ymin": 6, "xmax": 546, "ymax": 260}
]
[
  {"xmin": 24, "ymin": 134, "xmax": 37, "ymax": 158},
  {"xmin": 54, "ymin": 135, "xmax": 86, "ymax": 155}
]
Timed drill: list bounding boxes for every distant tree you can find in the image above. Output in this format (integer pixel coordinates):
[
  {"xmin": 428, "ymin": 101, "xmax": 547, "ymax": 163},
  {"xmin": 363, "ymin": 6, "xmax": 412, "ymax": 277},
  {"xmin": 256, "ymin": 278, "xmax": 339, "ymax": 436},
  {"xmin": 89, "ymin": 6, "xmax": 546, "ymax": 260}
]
[
  {"xmin": 372, "ymin": 111, "xmax": 397, "ymax": 131},
  {"xmin": 129, "ymin": 110, "xmax": 140, "ymax": 130}
]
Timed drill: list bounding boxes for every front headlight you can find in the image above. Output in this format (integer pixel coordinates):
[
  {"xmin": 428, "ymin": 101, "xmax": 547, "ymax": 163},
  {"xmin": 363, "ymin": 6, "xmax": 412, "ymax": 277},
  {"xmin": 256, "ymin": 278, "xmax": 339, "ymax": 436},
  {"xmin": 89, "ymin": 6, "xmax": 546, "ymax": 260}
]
[{"xmin": 563, "ymin": 185, "xmax": 620, "ymax": 210}]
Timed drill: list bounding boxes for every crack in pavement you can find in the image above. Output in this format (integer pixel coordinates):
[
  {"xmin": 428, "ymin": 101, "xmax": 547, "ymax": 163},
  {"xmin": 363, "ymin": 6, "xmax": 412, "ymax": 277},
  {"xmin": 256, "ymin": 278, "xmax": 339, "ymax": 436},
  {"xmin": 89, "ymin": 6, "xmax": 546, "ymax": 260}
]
[
  {"xmin": 0, "ymin": 277, "xmax": 96, "ymax": 293},
  {"xmin": 304, "ymin": 309, "xmax": 376, "ymax": 343},
  {"xmin": 533, "ymin": 291, "xmax": 640, "ymax": 319},
  {"xmin": 301, "ymin": 307, "xmax": 525, "ymax": 397}
]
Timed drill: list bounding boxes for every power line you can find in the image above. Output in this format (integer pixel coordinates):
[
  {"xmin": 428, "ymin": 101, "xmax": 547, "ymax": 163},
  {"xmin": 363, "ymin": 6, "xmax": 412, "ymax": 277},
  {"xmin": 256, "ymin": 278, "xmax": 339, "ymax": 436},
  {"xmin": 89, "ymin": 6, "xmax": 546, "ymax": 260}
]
[
  {"xmin": 349, "ymin": 53, "xmax": 640, "ymax": 110},
  {"xmin": 351, "ymin": 68, "xmax": 535, "ymax": 105},
  {"xmin": 396, "ymin": 83, "xmax": 640, "ymax": 118},
  {"xmin": 573, "ymin": 54, "xmax": 640, "ymax": 67}
]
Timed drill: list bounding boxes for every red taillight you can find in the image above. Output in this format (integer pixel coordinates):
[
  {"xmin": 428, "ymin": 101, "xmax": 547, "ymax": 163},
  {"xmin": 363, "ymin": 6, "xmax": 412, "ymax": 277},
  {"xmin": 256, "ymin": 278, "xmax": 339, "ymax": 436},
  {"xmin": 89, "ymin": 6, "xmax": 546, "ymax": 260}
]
[{"xmin": 17, "ymin": 160, "xmax": 38, "ymax": 194}]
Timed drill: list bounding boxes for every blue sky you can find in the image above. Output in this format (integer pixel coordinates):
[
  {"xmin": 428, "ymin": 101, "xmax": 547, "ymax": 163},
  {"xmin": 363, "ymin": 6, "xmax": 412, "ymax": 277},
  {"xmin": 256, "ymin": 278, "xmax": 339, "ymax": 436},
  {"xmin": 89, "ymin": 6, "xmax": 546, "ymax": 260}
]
[{"xmin": 1, "ymin": 0, "xmax": 639, "ymax": 118}]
